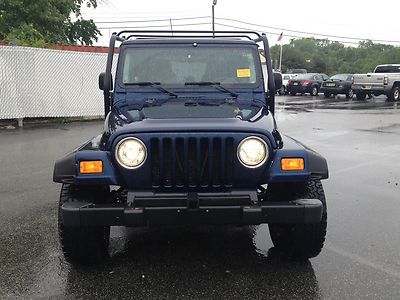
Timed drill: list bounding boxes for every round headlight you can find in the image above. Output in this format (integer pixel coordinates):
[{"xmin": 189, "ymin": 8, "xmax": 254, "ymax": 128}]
[
  {"xmin": 237, "ymin": 136, "xmax": 268, "ymax": 168},
  {"xmin": 115, "ymin": 137, "xmax": 147, "ymax": 169}
]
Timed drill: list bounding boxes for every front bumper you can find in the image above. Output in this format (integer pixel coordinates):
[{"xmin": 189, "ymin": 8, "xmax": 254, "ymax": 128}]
[{"xmin": 61, "ymin": 190, "xmax": 323, "ymax": 227}]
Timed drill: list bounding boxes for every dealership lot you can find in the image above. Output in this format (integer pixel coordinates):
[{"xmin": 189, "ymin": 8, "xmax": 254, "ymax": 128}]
[{"xmin": 1, "ymin": 95, "xmax": 399, "ymax": 299}]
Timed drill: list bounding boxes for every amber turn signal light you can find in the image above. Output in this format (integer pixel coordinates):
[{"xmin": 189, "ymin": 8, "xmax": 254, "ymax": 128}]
[
  {"xmin": 79, "ymin": 161, "xmax": 103, "ymax": 174},
  {"xmin": 281, "ymin": 158, "xmax": 304, "ymax": 171}
]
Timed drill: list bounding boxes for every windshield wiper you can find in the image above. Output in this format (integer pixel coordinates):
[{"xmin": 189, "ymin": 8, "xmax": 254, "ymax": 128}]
[
  {"xmin": 184, "ymin": 82, "xmax": 239, "ymax": 98},
  {"xmin": 125, "ymin": 82, "xmax": 178, "ymax": 98},
  {"xmin": 184, "ymin": 98, "xmax": 237, "ymax": 107}
]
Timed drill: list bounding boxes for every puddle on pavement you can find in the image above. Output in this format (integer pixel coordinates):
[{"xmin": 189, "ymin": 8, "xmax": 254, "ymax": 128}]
[
  {"xmin": 58, "ymin": 225, "xmax": 321, "ymax": 299},
  {"xmin": 278, "ymin": 96, "xmax": 399, "ymax": 111}
]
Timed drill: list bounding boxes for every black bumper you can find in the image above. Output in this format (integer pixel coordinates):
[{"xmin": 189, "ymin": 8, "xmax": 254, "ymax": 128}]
[{"xmin": 61, "ymin": 191, "xmax": 323, "ymax": 227}]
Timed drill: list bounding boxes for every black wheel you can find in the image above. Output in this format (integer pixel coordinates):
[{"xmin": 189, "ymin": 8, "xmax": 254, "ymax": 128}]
[
  {"xmin": 346, "ymin": 88, "xmax": 354, "ymax": 99},
  {"xmin": 278, "ymin": 86, "xmax": 285, "ymax": 95},
  {"xmin": 388, "ymin": 85, "xmax": 400, "ymax": 101},
  {"xmin": 290, "ymin": 91, "xmax": 296, "ymax": 96},
  {"xmin": 58, "ymin": 184, "xmax": 110, "ymax": 265},
  {"xmin": 311, "ymin": 86, "xmax": 319, "ymax": 96},
  {"xmin": 323, "ymin": 92, "xmax": 331, "ymax": 98},
  {"xmin": 356, "ymin": 92, "xmax": 366, "ymax": 100},
  {"xmin": 267, "ymin": 180, "xmax": 327, "ymax": 260}
]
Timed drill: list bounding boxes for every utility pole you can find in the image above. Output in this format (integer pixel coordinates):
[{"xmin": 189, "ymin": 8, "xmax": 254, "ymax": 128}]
[
  {"xmin": 212, "ymin": 0, "xmax": 217, "ymax": 37},
  {"xmin": 169, "ymin": 18, "xmax": 173, "ymax": 36}
]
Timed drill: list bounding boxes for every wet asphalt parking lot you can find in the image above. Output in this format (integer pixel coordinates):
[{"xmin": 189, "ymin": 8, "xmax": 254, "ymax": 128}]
[{"xmin": 1, "ymin": 94, "xmax": 400, "ymax": 299}]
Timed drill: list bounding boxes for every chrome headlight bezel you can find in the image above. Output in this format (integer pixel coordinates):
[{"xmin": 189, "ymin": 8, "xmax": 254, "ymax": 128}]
[
  {"xmin": 237, "ymin": 136, "xmax": 269, "ymax": 168},
  {"xmin": 115, "ymin": 137, "xmax": 147, "ymax": 169}
]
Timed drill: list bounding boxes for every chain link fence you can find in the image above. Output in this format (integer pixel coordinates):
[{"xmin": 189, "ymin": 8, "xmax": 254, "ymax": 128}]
[{"xmin": 0, "ymin": 45, "xmax": 117, "ymax": 121}]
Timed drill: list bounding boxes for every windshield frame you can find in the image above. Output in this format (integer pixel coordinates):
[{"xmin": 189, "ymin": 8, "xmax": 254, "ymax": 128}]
[{"xmin": 117, "ymin": 43, "xmax": 263, "ymax": 90}]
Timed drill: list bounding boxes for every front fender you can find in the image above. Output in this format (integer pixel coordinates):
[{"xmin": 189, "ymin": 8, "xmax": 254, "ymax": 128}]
[
  {"xmin": 53, "ymin": 135, "xmax": 120, "ymax": 185},
  {"xmin": 267, "ymin": 135, "xmax": 328, "ymax": 183}
]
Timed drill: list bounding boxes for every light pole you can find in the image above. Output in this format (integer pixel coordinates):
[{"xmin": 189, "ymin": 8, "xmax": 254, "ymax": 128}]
[{"xmin": 212, "ymin": 0, "xmax": 217, "ymax": 37}]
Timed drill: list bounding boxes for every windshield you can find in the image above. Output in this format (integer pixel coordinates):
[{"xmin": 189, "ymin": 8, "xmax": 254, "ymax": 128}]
[
  {"xmin": 330, "ymin": 74, "xmax": 351, "ymax": 81},
  {"xmin": 121, "ymin": 46, "xmax": 259, "ymax": 86}
]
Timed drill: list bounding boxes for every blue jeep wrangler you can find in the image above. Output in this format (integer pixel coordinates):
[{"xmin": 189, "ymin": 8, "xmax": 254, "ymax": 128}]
[{"xmin": 54, "ymin": 30, "xmax": 328, "ymax": 264}]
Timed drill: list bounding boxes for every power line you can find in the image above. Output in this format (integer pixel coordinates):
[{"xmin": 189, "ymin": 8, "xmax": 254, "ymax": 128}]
[
  {"xmin": 93, "ymin": 15, "xmax": 400, "ymax": 45},
  {"xmin": 95, "ymin": 16, "xmax": 210, "ymax": 24},
  {"xmin": 214, "ymin": 22, "xmax": 360, "ymax": 45},
  {"xmin": 98, "ymin": 22, "xmax": 211, "ymax": 30},
  {"xmin": 216, "ymin": 17, "xmax": 400, "ymax": 44}
]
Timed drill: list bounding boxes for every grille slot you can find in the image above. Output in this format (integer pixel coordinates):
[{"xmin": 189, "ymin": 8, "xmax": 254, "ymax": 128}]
[
  {"xmin": 188, "ymin": 138, "xmax": 197, "ymax": 186},
  {"xmin": 163, "ymin": 138, "xmax": 173, "ymax": 186},
  {"xmin": 212, "ymin": 138, "xmax": 221, "ymax": 186},
  {"xmin": 151, "ymin": 136, "xmax": 234, "ymax": 188},
  {"xmin": 151, "ymin": 138, "xmax": 160, "ymax": 186},
  {"xmin": 200, "ymin": 138, "xmax": 209, "ymax": 185},
  {"xmin": 175, "ymin": 138, "xmax": 184, "ymax": 186}
]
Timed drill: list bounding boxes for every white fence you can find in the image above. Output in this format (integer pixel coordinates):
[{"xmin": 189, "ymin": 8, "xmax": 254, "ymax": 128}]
[{"xmin": 0, "ymin": 46, "xmax": 116, "ymax": 121}]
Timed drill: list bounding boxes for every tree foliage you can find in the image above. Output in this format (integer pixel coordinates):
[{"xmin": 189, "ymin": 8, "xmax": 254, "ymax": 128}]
[
  {"xmin": 0, "ymin": 0, "xmax": 100, "ymax": 46},
  {"xmin": 271, "ymin": 38, "xmax": 400, "ymax": 75}
]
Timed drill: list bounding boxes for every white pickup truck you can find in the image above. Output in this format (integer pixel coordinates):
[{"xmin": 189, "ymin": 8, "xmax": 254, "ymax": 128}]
[{"xmin": 352, "ymin": 64, "xmax": 400, "ymax": 101}]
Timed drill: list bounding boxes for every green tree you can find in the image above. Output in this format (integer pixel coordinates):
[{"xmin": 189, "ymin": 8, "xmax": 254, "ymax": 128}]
[
  {"xmin": 0, "ymin": 0, "xmax": 101, "ymax": 46},
  {"xmin": 270, "ymin": 37, "xmax": 400, "ymax": 75}
]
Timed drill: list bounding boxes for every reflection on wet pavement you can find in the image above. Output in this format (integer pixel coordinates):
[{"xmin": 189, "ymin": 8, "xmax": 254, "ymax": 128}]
[
  {"xmin": 278, "ymin": 95, "xmax": 399, "ymax": 111},
  {"xmin": 63, "ymin": 226, "xmax": 320, "ymax": 299},
  {"xmin": 0, "ymin": 219, "xmax": 321, "ymax": 299}
]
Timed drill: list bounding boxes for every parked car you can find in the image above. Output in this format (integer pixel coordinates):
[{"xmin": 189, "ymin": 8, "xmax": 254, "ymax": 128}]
[
  {"xmin": 287, "ymin": 73, "xmax": 328, "ymax": 96},
  {"xmin": 321, "ymin": 74, "xmax": 354, "ymax": 99},
  {"xmin": 352, "ymin": 64, "xmax": 400, "ymax": 101},
  {"xmin": 277, "ymin": 74, "xmax": 297, "ymax": 95}
]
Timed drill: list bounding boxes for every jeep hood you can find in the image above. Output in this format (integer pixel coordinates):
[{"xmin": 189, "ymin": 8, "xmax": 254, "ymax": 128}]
[{"xmin": 102, "ymin": 109, "xmax": 278, "ymax": 150}]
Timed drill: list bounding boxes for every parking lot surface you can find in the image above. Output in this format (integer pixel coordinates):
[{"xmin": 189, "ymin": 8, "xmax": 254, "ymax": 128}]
[{"xmin": 1, "ymin": 95, "xmax": 400, "ymax": 299}]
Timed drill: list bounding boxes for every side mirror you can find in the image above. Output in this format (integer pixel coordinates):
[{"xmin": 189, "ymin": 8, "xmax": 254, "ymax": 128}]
[
  {"xmin": 99, "ymin": 72, "xmax": 113, "ymax": 91},
  {"xmin": 273, "ymin": 72, "xmax": 283, "ymax": 90},
  {"xmin": 99, "ymin": 72, "xmax": 105, "ymax": 90}
]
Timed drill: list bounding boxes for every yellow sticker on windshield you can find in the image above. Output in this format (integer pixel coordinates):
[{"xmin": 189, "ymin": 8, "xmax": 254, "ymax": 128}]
[{"xmin": 236, "ymin": 68, "xmax": 251, "ymax": 78}]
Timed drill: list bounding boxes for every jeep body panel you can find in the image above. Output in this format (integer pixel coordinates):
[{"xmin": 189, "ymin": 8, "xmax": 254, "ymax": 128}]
[
  {"xmin": 53, "ymin": 115, "xmax": 328, "ymax": 189},
  {"xmin": 54, "ymin": 31, "xmax": 328, "ymax": 232}
]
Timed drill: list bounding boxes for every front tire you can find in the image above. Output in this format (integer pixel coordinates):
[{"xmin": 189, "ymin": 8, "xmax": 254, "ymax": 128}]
[
  {"xmin": 278, "ymin": 86, "xmax": 285, "ymax": 95},
  {"xmin": 58, "ymin": 184, "xmax": 110, "ymax": 265},
  {"xmin": 290, "ymin": 91, "xmax": 296, "ymax": 96},
  {"xmin": 267, "ymin": 180, "xmax": 327, "ymax": 260}
]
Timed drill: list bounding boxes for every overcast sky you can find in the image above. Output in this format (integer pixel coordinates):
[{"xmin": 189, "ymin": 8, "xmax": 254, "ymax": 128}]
[{"xmin": 82, "ymin": 0, "xmax": 400, "ymax": 47}]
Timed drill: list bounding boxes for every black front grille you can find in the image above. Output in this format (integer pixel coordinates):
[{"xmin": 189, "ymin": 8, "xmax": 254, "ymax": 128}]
[{"xmin": 151, "ymin": 137, "xmax": 234, "ymax": 187}]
